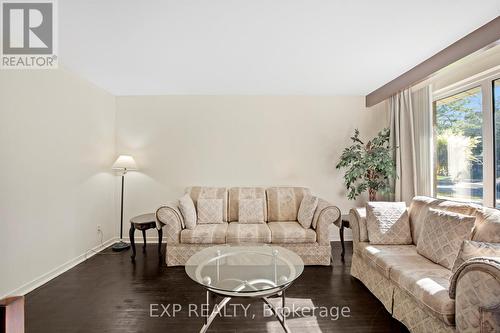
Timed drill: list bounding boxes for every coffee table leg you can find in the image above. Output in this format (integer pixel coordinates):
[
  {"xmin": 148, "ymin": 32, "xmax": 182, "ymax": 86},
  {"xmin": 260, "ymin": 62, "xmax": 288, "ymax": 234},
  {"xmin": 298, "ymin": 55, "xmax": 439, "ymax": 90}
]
[
  {"xmin": 200, "ymin": 292, "xmax": 231, "ymax": 333},
  {"xmin": 129, "ymin": 225, "xmax": 136, "ymax": 260},
  {"xmin": 340, "ymin": 220, "xmax": 345, "ymax": 262}
]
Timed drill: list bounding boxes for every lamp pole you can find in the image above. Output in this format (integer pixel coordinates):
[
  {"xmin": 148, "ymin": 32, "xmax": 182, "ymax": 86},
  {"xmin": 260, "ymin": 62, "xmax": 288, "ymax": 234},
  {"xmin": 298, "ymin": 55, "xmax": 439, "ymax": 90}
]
[{"xmin": 112, "ymin": 168, "xmax": 130, "ymax": 251}]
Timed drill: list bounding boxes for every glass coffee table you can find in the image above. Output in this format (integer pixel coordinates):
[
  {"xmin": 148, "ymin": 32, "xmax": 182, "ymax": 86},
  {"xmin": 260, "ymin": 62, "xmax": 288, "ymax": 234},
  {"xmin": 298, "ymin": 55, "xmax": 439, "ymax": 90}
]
[{"xmin": 185, "ymin": 244, "xmax": 304, "ymax": 333}]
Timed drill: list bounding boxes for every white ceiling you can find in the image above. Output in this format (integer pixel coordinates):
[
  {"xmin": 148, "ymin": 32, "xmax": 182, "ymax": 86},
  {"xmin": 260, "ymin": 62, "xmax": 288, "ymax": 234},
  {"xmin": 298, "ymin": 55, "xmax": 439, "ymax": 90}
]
[{"xmin": 59, "ymin": 0, "xmax": 500, "ymax": 96}]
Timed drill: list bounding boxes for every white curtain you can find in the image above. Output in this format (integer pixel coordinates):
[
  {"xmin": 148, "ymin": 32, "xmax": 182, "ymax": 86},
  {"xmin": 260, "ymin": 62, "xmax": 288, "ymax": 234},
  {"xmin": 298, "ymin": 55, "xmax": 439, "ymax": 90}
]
[{"xmin": 389, "ymin": 86, "xmax": 432, "ymax": 204}]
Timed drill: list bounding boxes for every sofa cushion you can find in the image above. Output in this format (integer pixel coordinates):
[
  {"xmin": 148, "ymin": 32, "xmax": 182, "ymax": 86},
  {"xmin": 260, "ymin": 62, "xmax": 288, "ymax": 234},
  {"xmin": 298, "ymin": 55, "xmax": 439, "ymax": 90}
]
[
  {"xmin": 366, "ymin": 202, "xmax": 412, "ymax": 245},
  {"xmin": 266, "ymin": 187, "xmax": 310, "ymax": 221},
  {"xmin": 390, "ymin": 259, "xmax": 455, "ymax": 326},
  {"xmin": 228, "ymin": 187, "xmax": 267, "ymax": 222},
  {"xmin": 268, "ymin": 221, "xmax": 316, "ymax": 243},
  {"xmin": 355, "ymin": 242, "xmax": 421, "ymax": 278},
  {"xmin": 197, "ymin": 198, "xmax": 224, "ymax": 224},
  {"xmin": 178, "ymin": 193, "xmax": 196, "ymax": 229},
  {"xmin": 238, "ymin": 198, "xmax": 265, "ymax": 223},
  {"xmin": 226, "ymin": 222, "xmax": 271, "ymax": 244},
  {"xmin": 452, "ymin": 240, "xmax": 500, "ymax": 273},
  {"xmin": 187, "ymin": 187, "xmax": 229, "ymax": 222},
  {"xmin": 473, "ymin": 207, "xmax": 500, "ymax": 243},
  {"xmin": 297, "ymin": 195, "xmax": 318, "ymax": 229},
  {"xmin": 408, "ymin": 196, "xmax": 479, "ymax": 245},
  {"xmin": 417, "ymin": 208, "xmax": 475, "ymax": 270},
  {"xmin": 180, "ymin": 223, "xmax": 228, "ymax": 244}
]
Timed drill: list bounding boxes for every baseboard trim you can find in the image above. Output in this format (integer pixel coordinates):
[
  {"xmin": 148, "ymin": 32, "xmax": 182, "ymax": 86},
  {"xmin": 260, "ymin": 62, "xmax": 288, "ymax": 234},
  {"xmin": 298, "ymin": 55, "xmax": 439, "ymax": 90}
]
[{"xmin": 1, "ymin": 237, "xmax": 117, "ymax": 299}]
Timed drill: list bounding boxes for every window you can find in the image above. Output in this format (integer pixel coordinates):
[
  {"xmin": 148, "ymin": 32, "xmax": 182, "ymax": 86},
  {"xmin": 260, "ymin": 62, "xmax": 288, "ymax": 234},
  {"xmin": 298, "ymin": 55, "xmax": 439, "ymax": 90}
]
[
  {"xmin": 495, "ymin": 79, "xmax": 500, "ymax": 207},
  {"xmin": 434, "ymin": 87, "xmax": 483, "ymax": 203}
]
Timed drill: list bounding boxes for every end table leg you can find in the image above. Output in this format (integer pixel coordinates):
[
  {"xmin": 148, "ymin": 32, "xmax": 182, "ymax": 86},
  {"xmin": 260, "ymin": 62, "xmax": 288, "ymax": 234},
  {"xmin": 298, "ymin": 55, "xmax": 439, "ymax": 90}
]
[
  {"xmin": 158, "ymin": 228, "xmax": 163, "ymax": 257},
  {"xmin": 340, "ymin": 221, "xmax": 345, "ymax": 262},
  {"xmin": 129, "ymin": 225, "xmax": 136, "ymax": 260},
  {"xmin": 142, "ymin": 229, "xmax": 146, "ymax": 252}
]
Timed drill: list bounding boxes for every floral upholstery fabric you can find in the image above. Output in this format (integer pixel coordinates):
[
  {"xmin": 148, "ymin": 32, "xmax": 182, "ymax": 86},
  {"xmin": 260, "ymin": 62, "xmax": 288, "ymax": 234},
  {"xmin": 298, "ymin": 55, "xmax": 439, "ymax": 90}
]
[
  {"xmin": 451, "ymin": 258, "xmax": 500, "ymax": 333},
  {"xmin": 156, "ymin": 202, "xmax": 183, "ymax": 243},
  {"xmin": 349, "ymin": 208, "xmax": 368, "ymax": 245},
  {"xmin": 186, "ymin": 186, "xmax": 229, "ymax": 222},
  {"xmin": 180, "ymin": 223, "xmax": 228, "ymax": 244},
  {"xmin": 408, "ymin": 196, "xmax": 479, "ymax": 245},
  {"xmin": 351, "ymin": 252, "xmax": 394, "ymax": 312},
  {"xmin": 268, "ymin": 221, "xmax": 316, "ymax": 243},
  {"xmin": 238, "ymin": 198, "xmax": 265, "ymax": 223},
  {"xmin": 393, "ymin": 287, "xmax": 455, "ymax": 333},
  {"xmin": 297, "ymin": 195, "xmax": 318, "ymax": 229},
  {"xmin": 266, "ymin": 187, "xmax": 310, "ymax": 221},
  {"xmin": 197, "ymin": 198, "xmax": 224, "ymax": 224},
  {"xmin": 226, "ymin": 222, "xmax": 271, "ymax": 244},
  {"xmin": 228, "ymin": 187, "xmax": 267, "ymax": 222},
  {"xmin": 314, "ymin": 202, "xmax": 340, "ymax": 245},
  {"xmin": 166, "ymin": 243, "xmax": 332, "ymax": 266},
  {"xmin": 417, "ymin": 208, "xmax": 475, "ymax": 270},
  {"xmin": 366, "ymin": 202, "xmax": 412, "ymax": 245},
  {"xmin": 452, "ymin": 240, "xmax": 500, "ymax": 273},
  {"xmin": 178, "ymin": 193, "xmax": 196, "ymax": 229},
  {"xmin": 390, "ymin": 261, "xmax": 455, "ymax": 325},
  {"xmin": 355, "ymin": 242, "xmax": 422, "ymax": 278},
  {"xmin": 473, "ymin": 207, "xmax": 500, "ymax": 243}
]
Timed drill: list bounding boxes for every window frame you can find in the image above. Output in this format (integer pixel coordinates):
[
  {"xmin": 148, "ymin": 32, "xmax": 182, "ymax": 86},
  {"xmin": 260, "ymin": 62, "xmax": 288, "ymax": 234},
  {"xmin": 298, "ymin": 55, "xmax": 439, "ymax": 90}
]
[{"xmin": 432, "ymin": 67, "xmax": 500, "ymax": 207}]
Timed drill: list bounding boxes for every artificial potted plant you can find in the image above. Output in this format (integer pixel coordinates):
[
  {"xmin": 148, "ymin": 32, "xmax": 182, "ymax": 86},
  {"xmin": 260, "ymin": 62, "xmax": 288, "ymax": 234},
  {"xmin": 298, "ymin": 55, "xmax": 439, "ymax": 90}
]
[{"xmin": 336, "ymin": 128, "xmax": 395, "ymax": 201}]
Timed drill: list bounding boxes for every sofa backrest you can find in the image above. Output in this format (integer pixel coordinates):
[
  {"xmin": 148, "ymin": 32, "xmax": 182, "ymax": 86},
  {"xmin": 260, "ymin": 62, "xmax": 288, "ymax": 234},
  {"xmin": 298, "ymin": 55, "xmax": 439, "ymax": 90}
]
[
  {"xmin": 185, "ymin": 186, "xmax": 229, "ymax": 222},
  {"xmin": 473, "ymin": 206, "xmax": 500, "ymax": 243},
  {"xmin": 408, "ymin": 196, "xmax": 481, "ymax": 245},
  {"xmin": 266, "ymin": 187, "xmax": 310, "ymax": 221},
  {"xmin": 228, "ymin": 187, "xmax": 267, "ymax": 222}
]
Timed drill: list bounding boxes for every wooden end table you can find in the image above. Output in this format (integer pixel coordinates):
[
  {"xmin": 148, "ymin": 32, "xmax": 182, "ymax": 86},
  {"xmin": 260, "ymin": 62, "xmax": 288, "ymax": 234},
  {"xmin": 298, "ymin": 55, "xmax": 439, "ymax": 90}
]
[
  {"xmin": 334, "ymin": 214, "xmax": 350, "ymax": 262},
  {"xmin": 129, "ymin": 213, "xmax": 163, "ymax": 261}
]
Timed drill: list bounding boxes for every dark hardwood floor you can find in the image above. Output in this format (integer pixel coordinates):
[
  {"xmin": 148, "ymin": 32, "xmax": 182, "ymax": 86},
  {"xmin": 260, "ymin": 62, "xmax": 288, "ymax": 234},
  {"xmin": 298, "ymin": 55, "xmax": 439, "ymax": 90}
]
[{"xmin": 26, "ymin": 242, "xmax": 408, "ymax": 332}]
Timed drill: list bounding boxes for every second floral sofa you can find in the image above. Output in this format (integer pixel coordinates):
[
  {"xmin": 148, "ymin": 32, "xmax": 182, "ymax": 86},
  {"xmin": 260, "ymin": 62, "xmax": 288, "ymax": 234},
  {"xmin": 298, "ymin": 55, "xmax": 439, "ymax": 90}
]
[{"xmin": 156, "ymin": 186, "xmax": 341, "ymax": 266}]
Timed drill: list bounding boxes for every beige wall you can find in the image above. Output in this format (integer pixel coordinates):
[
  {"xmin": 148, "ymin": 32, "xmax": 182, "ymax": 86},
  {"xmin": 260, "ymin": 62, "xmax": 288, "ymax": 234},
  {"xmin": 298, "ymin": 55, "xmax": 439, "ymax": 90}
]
[
  {"xmin": 0, "ymin": 68, "xmax": 116, "ymax": 298},
  {"xmin": 115, "ymin": 95, "xmax": 389, "ymax": 240}
]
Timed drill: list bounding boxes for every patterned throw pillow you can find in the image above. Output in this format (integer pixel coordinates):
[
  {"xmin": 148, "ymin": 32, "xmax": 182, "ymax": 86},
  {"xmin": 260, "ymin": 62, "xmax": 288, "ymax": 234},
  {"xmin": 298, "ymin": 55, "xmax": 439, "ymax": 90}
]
[
  {"xmin": 197, "ymin": 199, "xmax": 224, "ymax": 224},
  {"xmin": 416, "ymin": 208, "xmax": 475, "ymax": 270},
  {"xmin": 238, "ymin": 198, "xmax": 265, "ymax": 223},
  {"xmin": 297, "ymin": 195, "xmax": 318, "ymax": 229},
  {"xmin": 179, "ymin": 193, "xmax": 197, "ymax": 229},
  {"xmin": 366, "ymin": 202, "xmax": 412, "ymax": 245},
  {"xmin": 452, "ymin": 240, "xmax": 500, "ymax": 273}
]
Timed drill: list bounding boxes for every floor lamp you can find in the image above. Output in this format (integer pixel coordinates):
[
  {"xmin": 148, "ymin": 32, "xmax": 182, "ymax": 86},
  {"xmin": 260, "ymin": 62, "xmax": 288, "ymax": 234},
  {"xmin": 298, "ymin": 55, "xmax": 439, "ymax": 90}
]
[{"xmin": 111, "ymin": 155, "xmax": 138, "ymax": 251}]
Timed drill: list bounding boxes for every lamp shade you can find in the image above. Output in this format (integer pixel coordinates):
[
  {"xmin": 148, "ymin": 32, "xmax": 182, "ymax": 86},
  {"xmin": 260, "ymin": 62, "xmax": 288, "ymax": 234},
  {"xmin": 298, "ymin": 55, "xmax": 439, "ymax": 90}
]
[{"xmin": 112, "ymin": 155, "xmax": 138, "ymax": 171}]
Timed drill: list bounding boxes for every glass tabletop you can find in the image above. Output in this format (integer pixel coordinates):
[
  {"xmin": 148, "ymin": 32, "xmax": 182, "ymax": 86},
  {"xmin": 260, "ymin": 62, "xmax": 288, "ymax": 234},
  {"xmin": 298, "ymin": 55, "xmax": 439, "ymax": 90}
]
[{"xmin": 185, "ymin": 245, "xmax": 304, "ymax": 294}]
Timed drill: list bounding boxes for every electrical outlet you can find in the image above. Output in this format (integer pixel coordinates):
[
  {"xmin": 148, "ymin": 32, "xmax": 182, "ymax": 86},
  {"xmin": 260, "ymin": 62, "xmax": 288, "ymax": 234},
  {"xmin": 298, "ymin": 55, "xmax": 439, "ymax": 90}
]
[{"xmin": 97, "ymin": 224, "xmax": 102, "ymax": 233}]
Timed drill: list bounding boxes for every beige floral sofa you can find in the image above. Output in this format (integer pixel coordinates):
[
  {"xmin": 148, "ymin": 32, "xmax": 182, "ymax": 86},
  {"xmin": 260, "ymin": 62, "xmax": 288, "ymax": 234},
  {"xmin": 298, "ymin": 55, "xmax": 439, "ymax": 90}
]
[
  {"xmin": 156, "ymin": 186, "xmax": 340, "ymax": 266},
  {"xmin": 349, "ymin": 196, "xmax": 500, "ymax": 333}
]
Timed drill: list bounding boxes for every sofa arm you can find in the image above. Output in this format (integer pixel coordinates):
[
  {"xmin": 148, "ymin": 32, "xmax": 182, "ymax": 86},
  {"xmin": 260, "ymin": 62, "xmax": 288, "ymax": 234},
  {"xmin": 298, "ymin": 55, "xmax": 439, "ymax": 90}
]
[
  {"xmin": 349, "ymin": 208, "xmax": 367, "ymax": 249},
  {"xmin": 449, "ymin": 257, "xmax": 500, "ymax": 332},
  {"xmin": 156, "ymin": 201, "xmax": 184, "ymax": 244},
  {"xmin": 313, "ymin": 198, "xmax": 341, "ymax": 245}
]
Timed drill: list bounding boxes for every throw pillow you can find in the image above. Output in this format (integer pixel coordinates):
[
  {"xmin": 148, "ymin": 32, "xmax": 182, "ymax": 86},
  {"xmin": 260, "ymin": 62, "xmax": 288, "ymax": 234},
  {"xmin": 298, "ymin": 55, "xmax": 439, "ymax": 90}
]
[
  {"xmin": 452, "ymin": 240, "xmax": 500, "ymax": 273},
  {"xmin": 178, "ymin": 193, "xmax": 197, "ymax": 229},
  {"xmin": 197, "ymin": 198, "xmax": 224, "ymax": 224},
  {"xmin": 238, "ymin": 198, "xmax": 265, "ymax": 223},
  {"xmin": 366, "ymin": 202, "xmax": 412, "ymax": 245},
  {"xmin": 297, "ymin": 195, "xmax": 319, "ymax": 229},
  {"xmin": 416, "ymin": 208, "xmax": 475, "ymax": 270}
]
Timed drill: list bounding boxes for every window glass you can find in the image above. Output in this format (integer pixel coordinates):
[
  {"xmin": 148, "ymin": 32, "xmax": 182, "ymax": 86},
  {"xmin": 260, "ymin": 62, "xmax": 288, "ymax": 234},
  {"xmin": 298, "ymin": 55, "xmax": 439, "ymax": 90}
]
[{"xmin": 434, "ymin": 86, "xmax": 483, "ymax": 203}]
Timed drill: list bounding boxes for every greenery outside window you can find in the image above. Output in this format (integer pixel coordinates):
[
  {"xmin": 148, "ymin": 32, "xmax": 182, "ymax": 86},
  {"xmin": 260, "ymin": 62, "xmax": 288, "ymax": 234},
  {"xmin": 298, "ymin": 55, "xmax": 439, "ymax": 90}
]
[{"xmin": 434, "ymin": 87, "xmax": 483, "ymax": 203}]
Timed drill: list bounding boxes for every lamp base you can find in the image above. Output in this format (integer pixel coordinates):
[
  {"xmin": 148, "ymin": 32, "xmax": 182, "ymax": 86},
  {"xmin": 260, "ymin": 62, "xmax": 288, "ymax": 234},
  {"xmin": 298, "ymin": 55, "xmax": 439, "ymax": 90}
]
[{"xmin": 112, "ymin": 240, "xmax": 130, "ymax": 252}]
